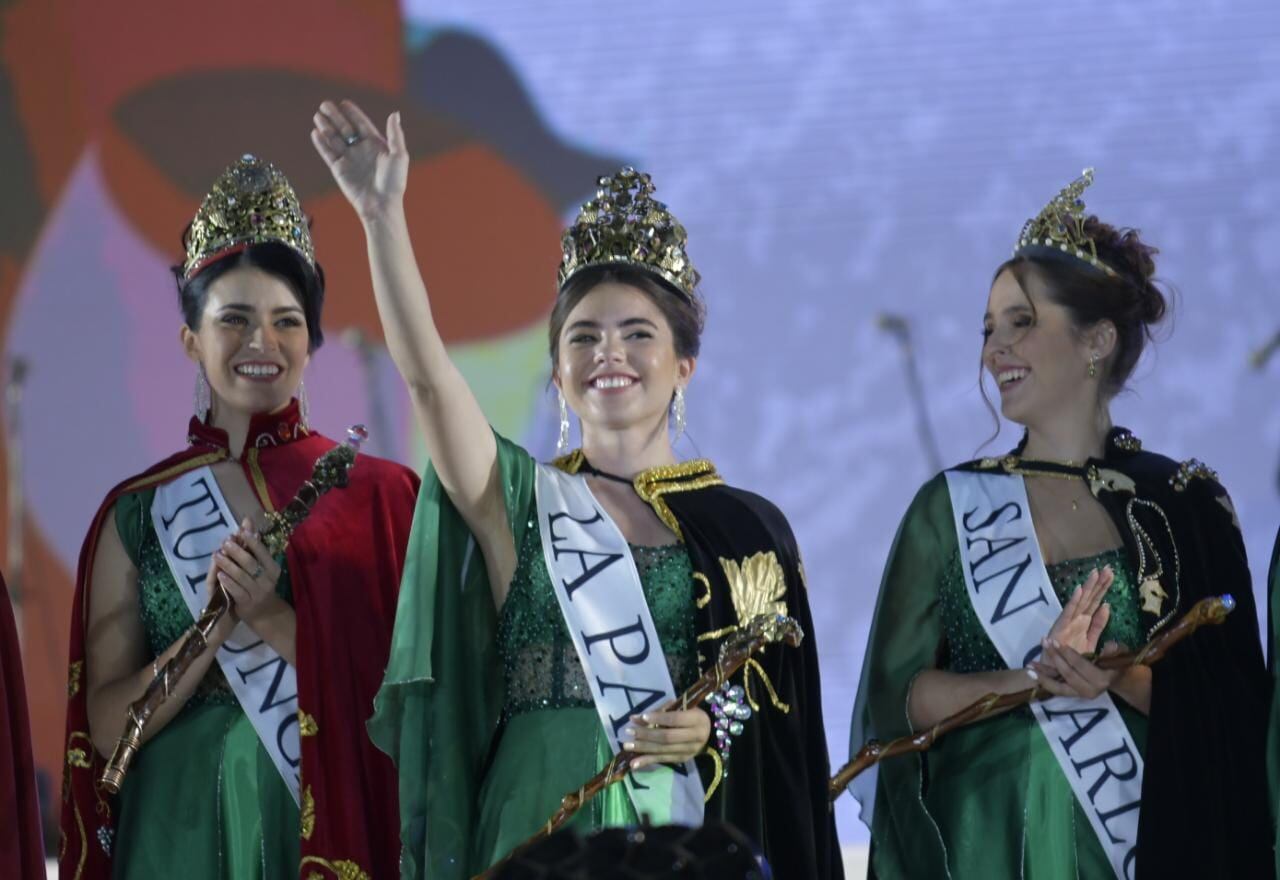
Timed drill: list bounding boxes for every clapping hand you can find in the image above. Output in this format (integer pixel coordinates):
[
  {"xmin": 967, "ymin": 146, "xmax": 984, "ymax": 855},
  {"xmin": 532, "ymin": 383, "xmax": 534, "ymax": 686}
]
[{"xmin": 1044, "ymin": 565, "xmax": 1113, "ymax": 655}]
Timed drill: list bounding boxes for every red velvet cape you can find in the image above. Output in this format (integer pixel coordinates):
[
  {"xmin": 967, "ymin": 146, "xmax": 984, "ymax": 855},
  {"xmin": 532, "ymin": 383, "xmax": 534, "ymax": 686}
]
[
  {"xmin": 1, "ymin": 572, "xmax": 44, "ymax": 879},
  {"xmin": 59, "ymin": 403, "xmax": 418, "ymax": 879}
]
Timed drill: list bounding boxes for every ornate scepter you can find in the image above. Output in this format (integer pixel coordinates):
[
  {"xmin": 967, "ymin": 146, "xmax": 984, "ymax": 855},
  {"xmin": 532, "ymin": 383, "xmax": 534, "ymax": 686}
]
[
  {"xmin": 100, "ymin": 425, "xmax": 369, "ymax": 794},
  {"xmin": 475, "ymin": 613, "xmax": 804, "ymax": 880},
  {"xmin": 829, "ymin": 594, "xmax": 1235, "ymax": 801}
]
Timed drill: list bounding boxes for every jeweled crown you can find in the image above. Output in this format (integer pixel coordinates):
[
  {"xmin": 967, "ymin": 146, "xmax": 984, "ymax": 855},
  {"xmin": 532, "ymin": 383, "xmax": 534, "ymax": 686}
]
[
  {"xmin": 558, "ymin": 167, "xmax": 700, "ymax": 299},
  {"xmin": 1014, "ymin": 168, "xmax": 1118, "ymax": 278},
  {"xmin": 183, "ymin": 154, "xmax": 315, "ymax": 279}
]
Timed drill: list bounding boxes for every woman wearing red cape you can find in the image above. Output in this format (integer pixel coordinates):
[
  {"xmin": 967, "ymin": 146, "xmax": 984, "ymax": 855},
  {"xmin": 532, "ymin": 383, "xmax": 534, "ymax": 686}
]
[
  {"xmin": 58, "ymin": 155, "xmax": 418, "ymax": 880},
  {"xmin": 1, "ymin": 573, "xmax": 44, "ymax": 879}
]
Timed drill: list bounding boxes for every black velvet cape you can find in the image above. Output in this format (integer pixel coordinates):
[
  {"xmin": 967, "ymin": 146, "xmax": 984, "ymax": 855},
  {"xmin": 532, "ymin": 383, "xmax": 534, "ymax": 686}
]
[
  {"xmin": 956, "ymin": 428, "xmax": 1273, "ymax": 878},
  {"xmin": 641, "ymin": 462, "xmax": 845, "ymax": 879}
]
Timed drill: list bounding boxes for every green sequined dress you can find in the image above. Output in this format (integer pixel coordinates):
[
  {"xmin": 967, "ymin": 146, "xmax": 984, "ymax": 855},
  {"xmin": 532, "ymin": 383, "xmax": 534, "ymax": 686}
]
[
  {"xmin": 853, "ymin": 474, "xmax": 1149, "ymax": 880},
  {"xmin": 472, "ymin": 510, "xmax": 700, "ymax": 870},
  {"xmin": 108, "ymin": 488, "xmax": 299, "ymax": 880}
]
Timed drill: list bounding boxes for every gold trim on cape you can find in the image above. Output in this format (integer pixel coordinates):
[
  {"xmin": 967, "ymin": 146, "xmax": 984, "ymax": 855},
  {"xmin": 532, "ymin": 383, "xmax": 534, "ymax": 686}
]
[
  {"xmin": 245, "ymin": 448, "xmax": 277, "ymax": 513},
  {"xmin": 301, "ymin": 786, "xmax": 316, "ymax": 840},
  {"xmin": 551, "ymin": 449, "xmax": 723, "ymax": 542},
  {"xmin": 300, "ymin": 855, "xmax": 371, "ymax": 880}
]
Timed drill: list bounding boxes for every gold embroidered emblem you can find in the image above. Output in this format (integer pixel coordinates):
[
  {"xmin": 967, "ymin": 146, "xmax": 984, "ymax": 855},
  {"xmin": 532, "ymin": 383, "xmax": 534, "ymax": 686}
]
[
  {"xmin": 1138, "ymin": 577, "xmax": 1168, "ymax": 615},
  {"xmin": 68, "ymin": 660, "xmax": 83, "ymax": 698},
  {"xmin": 1087, "ymin": 467, "xmax": 1136, "ymax": 497},
  {"xmin": 692, "ymin": 572, "xmax": 713, "ymax": 609},
  {"xmin": 299, "ymin": 710, "xmax": 319, "ymax": 737},
  {"xmin": 744, "ymin": 657, "xmax": 791, "ymax": 714},
  {"xmin": 300, "ymin": 856, "xmax": 370, "ymax": 880},
  {"xmin": 301, "ymin": 785, "xmax": 316, "ymax": 840},
  {"xmin": 719, "ymin": 552, "xmax": 788, "ymax": 624},
  {"xmin": 66, "ymin": 747, "xmax": 90, "ymax": 769}
]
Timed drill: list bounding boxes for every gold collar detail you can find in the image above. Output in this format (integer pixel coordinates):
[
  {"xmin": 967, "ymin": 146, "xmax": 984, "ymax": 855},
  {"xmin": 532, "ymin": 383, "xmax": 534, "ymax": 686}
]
[
  {"xmin": 974, "ymin": 456, "xmax": 1136, "ymax": 498},
  {"xmin": 553, "ymin": 449, "xmax": 723, "ymax": 541}
]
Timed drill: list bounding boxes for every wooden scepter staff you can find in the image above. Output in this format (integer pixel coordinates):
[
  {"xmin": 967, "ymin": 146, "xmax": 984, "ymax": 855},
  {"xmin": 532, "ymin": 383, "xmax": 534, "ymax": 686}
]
[
  {"xmin": 99, "ymin": 425, "xmax": 369, "ymax": 794},
  {"xmin": 829, "ymin": 593, "xmax": 1235, "ymax": 801},
  {"xmin": 474, "ymin": 612, "xmax": 804, "ymax": 880}
]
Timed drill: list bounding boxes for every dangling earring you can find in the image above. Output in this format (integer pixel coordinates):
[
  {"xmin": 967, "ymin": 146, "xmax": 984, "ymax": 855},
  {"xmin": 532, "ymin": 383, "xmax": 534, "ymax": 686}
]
[
  {"xmin": 671, "ymin": 386, "xmax": 687, "ymax": 444},
  {"xmin": 556, "ymin": 390, "xmax": 571, "ymax": 454},
  {"xmin": 1088, "ymin": 353, "xmax": 1098, "ymax": 379},
  {"xmin": 193, "ymin": 365, "xmax": 211, "ymax": 421},
  {"xmin": 298, "ymin": 380, "xmax": 310, "ymax": 426}
]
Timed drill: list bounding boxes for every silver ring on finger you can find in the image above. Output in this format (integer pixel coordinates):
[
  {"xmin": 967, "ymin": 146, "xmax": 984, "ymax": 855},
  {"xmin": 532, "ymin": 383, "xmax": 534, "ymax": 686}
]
[
  {"xmin": 343, "ymin": 133, "xmax": 360, "ymax": 147},
  {"xmin": 251, "ymin": 565, "xmax": 264, "ymax": 580}
]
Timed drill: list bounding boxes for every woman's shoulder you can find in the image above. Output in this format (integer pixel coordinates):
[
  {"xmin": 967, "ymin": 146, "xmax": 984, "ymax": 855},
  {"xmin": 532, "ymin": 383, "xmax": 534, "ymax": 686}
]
[{"xmin": 901, "ymin": 469, "xmax": 956, "ymax": 523}]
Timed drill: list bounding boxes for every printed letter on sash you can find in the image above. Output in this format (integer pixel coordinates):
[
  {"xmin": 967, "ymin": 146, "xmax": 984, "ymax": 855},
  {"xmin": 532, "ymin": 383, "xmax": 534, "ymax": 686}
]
[
  {"xmin": 945, "ymin": 470, "xmax": 1143, "ymax": 880},
  {"xmin": 152, "ymin": 467, "xmax": 301, "ymax": 804},
  {"xmin": 535, "ymin": 463, "xmax": 705, "ymax": 826}
]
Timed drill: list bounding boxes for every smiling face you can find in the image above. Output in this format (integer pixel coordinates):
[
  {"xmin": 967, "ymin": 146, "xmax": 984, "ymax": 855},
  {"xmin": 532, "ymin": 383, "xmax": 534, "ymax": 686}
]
[
  {"xmin": 554, "ymin": 280, "xmax": 695, "ymax": 436},
  {"xmin": 982, "ymin": 265, "xmax": 1111, "ymax": 430},
  {"xmin": 181, "ymin": 265, "xmax": 310, "ymax": 419}
]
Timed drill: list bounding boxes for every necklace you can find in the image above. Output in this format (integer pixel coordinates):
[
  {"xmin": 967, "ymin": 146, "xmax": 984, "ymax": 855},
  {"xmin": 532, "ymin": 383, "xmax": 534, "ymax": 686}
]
[
  {"xmin": 982, "ymin": 455, "xmax": 1089, "ymax": 482},
  {"xmin": 1003, "ymin": 456, "xmax": 1094, "ymax": 508},
  {"xmin": 578, "ymin": 459, "xmax": 636, "ymax": 487}
]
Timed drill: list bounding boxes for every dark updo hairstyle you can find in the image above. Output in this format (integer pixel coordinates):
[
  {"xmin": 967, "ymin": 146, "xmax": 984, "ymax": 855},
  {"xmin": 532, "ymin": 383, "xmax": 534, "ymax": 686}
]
[
  {"xmin": 993, "ymin": 217, "xmax": 1169, "ymax": 398},
  {"xmin": 548, "ymin": 265, "xmax": 706, "ymax": 366},
  {"xmin": 172, "ymin": 240, "xmax": 327, "ymax": 353}
]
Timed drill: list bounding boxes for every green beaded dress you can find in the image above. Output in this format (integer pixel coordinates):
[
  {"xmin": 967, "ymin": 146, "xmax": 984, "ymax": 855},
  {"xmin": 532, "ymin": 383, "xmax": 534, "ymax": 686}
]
[
  {"xmin": 369, "ymin": 435, "xmax": 704, "ymax": 879},
  {"xmin": 853, "ymin": 474, "xmax": 1148, "ymax": 879},
  {"xmin": 473, "ymin": 521, "xmax": 699, "ymax": 868},
  {"xmin": 108, "ymin": 488, "xmax": 299, "ymax": 880}
]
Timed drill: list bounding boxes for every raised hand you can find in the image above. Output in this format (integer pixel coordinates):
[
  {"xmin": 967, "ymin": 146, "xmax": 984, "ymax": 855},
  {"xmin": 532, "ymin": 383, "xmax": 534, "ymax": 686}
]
[
  {"xmin": 1043, "ymin": 565, "xmax": 1113, "ymax": 656},
  {"xmin": 311, "ymin": 99, "xmax": 408, "ymax": 221}
]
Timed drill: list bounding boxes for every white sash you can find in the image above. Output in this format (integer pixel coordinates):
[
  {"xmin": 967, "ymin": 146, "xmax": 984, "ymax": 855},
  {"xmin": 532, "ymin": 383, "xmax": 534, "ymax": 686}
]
[
  {"xmin": 534, "ymin": 463, "xmax": 705, "ymax": 826},
  {"xmin": 945, "ymin": 470, "xmax": 1142, "ymax": 880},
  {"xmin": 151, "ymin": 466, "xmax": 301, "ymax": 805}
]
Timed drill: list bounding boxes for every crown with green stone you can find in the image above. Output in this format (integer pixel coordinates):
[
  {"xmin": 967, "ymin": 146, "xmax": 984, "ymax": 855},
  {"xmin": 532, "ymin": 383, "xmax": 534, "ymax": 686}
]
[
  {"xmin": 1014, "ymin": 168, "xmax": 1118, "ymax": 278},
  {"xmin": 558, "ymin": 167, "xmax": 700, "ymax": 299}
]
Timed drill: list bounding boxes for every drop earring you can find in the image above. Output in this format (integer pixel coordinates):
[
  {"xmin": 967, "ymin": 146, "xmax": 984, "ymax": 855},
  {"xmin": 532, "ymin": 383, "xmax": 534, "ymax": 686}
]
[
  {"xmin": 671, "ymin": 386, "xmax": 686, "ymax": 444},
  {"xmin": 557, "ymin": 390, "xmax": 571, "ymax": 454},
  {"xmin": 193, "ymin": 365, "xmax": 211, "ymax": 421},
  {"xmin": 1088, "ymin": 353, "xmax": 1098, "ymax": 379},
  {"xmin": 298, "ymin": 380, "xmax": 310, "ymax": 426}
]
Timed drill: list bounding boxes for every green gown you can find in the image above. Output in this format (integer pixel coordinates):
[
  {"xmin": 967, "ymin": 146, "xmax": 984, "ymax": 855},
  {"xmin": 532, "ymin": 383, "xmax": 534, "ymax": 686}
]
[
  {"xmin": 472, "ymin": 493, "xmax": 700, "ymax": 869},
  {"xmin": 854, "ymin": 475, "xmax": 1148, "ymax": 879},
  {"xmin": 369, "ymin": 435, "xmax": 710, "ymax": 879},
  {"xmin": 109, "ymin": 489, "xmax": 299, "ymax": 880}
]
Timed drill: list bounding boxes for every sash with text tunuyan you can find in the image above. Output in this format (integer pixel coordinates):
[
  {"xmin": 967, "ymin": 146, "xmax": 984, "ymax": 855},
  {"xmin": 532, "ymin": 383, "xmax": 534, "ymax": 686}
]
[
  {"xmin": 945, "ymin": 470, "xmax": 1143, "ymax": 880},
  {"xmin": 534, "ymin": 463, "xmax": 705, "ymax": 826},
  {"xmin": 151, "ymin": 466, "xmax": 301, "ymax": 804}
]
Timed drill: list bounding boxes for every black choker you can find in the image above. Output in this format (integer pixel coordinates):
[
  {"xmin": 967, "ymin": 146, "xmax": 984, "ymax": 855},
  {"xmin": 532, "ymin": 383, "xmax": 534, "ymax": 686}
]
[{"xmin": 579, "ymin": 459, "xmax": 635, "ymax": 486}]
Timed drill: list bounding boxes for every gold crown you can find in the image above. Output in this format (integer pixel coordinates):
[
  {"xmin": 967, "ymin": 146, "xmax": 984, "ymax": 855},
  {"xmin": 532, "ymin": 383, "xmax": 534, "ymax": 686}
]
[
  {"xmin": 1014, "ymin": 168, "xmax": 1118, "ymax": 278},
  {"xmin": 558, "ymin": 167, "xmax": 700, "ymax": 299},
  {"xmin": 183, "ymin": 154, "xmax": 315, "ymax": 279}
]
